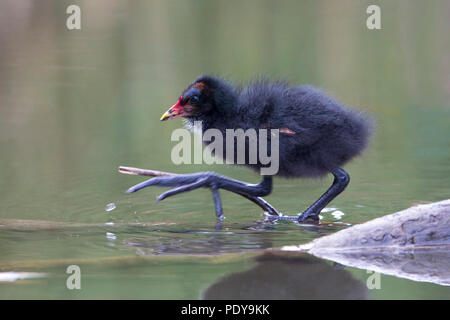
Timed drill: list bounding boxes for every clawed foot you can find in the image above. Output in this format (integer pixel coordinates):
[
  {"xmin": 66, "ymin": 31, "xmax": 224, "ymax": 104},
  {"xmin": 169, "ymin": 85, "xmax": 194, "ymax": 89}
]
[
  {"xmin": 127, "ymin": 172, "xmax": 225, "ymax": 217},
  {"xmin": 125, "ymin": 171, "xmax": 277, "ymax": 218},
  {"xmin": 127, "ymin": 172, "xmax": 213, "ymax": 201}
]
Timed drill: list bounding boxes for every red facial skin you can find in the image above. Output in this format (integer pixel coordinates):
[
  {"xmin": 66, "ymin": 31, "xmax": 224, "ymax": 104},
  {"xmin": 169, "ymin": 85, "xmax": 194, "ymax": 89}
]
[{"xmin": 160, "ymin": 96, "xmax": 186, "ymax": 121}]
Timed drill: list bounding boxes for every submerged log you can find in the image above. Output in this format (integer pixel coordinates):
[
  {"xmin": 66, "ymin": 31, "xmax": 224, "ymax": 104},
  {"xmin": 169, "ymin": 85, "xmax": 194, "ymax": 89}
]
[{"xmin": 282, "ymin": 199, "xmax": 450, "ymax": 286}]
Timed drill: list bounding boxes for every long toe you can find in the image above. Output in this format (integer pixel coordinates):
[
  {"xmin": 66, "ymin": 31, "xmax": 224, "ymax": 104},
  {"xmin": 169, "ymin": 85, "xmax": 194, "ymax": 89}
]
[
  {"xmin": 126, "ymin": 174, "xmax": 203, "ymax": 193},
  {"xmin": 156, "ymin": 177, "xmax": 209, "ymax": 201}
]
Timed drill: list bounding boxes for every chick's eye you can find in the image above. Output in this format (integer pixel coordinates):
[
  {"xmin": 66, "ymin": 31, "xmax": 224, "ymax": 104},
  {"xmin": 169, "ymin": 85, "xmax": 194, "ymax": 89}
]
[{"xmin": 189, "ymin": 96, "xmax": 199, "ymax": 104}]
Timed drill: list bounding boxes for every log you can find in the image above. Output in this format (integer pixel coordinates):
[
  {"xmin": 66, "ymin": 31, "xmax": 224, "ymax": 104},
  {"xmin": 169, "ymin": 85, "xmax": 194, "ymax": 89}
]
[
  {"xmin": 119, "ymin": 166, "xmax": 174, "ymax": 177},
  {"xmin": 281, "ymin": 199, "xmax": 450, "ymax": 286}
]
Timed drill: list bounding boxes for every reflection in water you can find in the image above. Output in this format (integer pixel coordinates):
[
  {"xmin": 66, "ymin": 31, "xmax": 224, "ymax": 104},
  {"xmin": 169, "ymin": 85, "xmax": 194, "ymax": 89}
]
[
  {"xmin": 0, "ymin": 218, "xmax": 343, "ymax": 261},
  {"xmin": 203, "ymin": 252, "xmax": 368, "ymax": 299},
  {"xmin": 312, "ymin": 248, "xmax": 450, "ymax": 287},
  {"xmin": 122, "ymin": 220, "xmax": 346, "ymax": 255},
  {"xmin": 124, "ymin": 229, "xmax": 275, "ymax": 255}
]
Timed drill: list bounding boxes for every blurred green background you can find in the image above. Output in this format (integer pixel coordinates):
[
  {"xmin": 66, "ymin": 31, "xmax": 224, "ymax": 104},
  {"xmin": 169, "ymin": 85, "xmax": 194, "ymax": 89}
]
[{"xmin": 0, "ymin": 0, "xmax": 449, "ymax": 299}]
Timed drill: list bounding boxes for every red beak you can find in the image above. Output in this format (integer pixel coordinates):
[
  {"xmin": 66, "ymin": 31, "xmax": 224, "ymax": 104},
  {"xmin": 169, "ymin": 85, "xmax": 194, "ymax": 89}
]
[{"xmin": 160, "ymin": 96, "xmax": 184, "ymax": 121}]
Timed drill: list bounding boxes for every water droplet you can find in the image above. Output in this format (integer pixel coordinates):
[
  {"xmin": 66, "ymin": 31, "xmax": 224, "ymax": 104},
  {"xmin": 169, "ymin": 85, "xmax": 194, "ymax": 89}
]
[
  {"xmin": 321, "ymin": 207, "xmax": 338, "ymax": 213},
  {"xmin": 331, "ymin": 210, "xmax": 345, "ymax": 220},
  {"xmin": 105, "ymin": 203, "xmax": 116, "ymax": 212},
  {"xmin": 106, "ymin": 232, "xmax": 117, "ymax": 240}
]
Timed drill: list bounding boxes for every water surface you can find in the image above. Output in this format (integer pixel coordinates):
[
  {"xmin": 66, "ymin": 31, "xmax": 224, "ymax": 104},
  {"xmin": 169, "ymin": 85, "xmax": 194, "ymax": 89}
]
[{"xmin": 0, "ymin": 0, "xmax": 449, "ymax": 299}]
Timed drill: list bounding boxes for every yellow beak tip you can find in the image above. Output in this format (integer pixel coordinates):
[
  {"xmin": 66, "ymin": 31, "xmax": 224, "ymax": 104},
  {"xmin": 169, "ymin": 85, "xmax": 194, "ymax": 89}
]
[{"xmin": 160, "ymin": 112, "xmax": 170, "ymax": 121}]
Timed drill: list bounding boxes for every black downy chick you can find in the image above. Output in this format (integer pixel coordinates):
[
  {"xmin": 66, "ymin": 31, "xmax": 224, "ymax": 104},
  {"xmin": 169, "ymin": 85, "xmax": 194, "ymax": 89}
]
[{"xmin": 127, "ymin": 75, "xmax": 374, "ymax": 222}]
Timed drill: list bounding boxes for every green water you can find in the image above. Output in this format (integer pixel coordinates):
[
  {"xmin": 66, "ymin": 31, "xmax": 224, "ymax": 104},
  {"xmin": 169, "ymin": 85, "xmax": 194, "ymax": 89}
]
[{"xmin": 0, "ymin": 0, "xmax": 449, "ymax": 299}]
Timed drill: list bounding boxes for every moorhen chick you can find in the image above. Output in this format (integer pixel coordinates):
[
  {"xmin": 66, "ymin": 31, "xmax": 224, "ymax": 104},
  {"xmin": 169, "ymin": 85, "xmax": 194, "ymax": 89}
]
[{"xmin": 126, "ymin": 75, "xmax": 373, "ymax": 222}]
